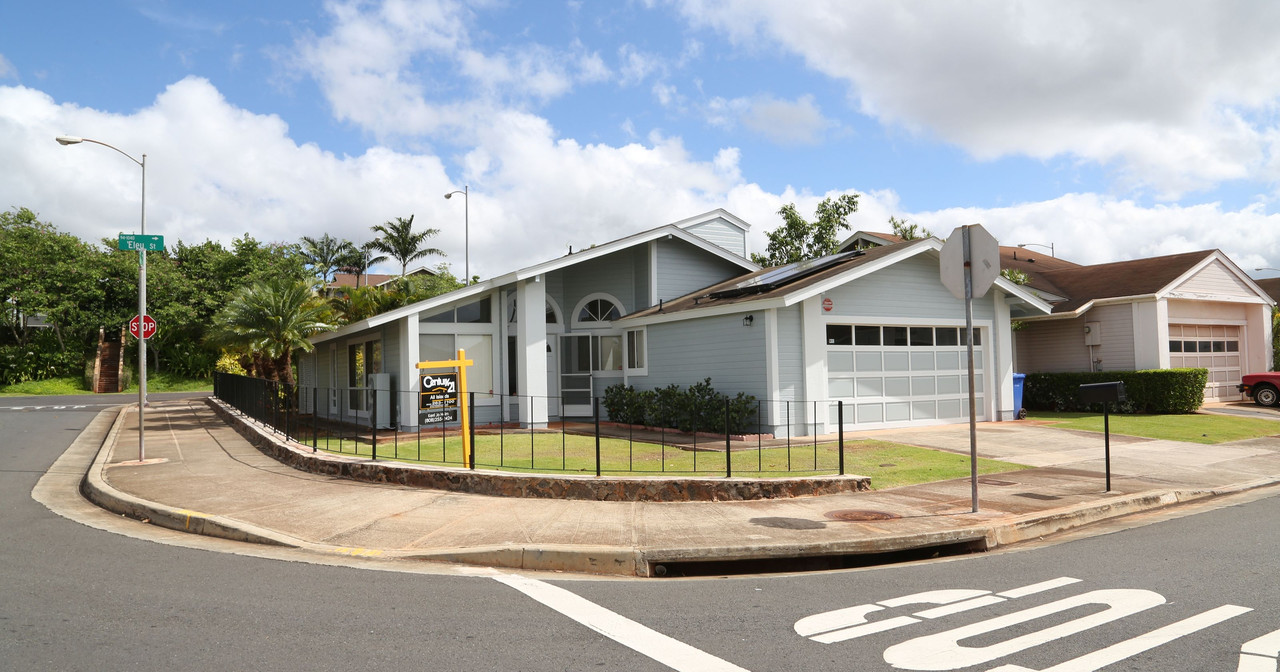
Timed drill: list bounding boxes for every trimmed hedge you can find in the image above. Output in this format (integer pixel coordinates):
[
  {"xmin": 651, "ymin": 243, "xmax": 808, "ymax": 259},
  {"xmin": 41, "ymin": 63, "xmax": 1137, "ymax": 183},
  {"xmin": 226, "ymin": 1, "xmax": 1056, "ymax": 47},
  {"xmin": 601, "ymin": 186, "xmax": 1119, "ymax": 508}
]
[
  {"xmin": 602, "ymin": 379, "xmax": 759, "ymax": 434},
  {"xmin": 1023, "ymin": 368, "xmax": 1208, "ymax": 414}
]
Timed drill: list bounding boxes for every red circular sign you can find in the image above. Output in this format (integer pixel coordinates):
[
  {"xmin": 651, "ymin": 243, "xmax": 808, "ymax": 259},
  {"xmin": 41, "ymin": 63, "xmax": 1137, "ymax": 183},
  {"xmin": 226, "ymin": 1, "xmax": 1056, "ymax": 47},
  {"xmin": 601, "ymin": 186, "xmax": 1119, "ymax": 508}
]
[
  {"xmin": 822, "ymin": 298, "xmax": 833, "ymax": 312},
  {"xmin": 129, "ymin": 314, "xmax": 157, "ymax": 340}
]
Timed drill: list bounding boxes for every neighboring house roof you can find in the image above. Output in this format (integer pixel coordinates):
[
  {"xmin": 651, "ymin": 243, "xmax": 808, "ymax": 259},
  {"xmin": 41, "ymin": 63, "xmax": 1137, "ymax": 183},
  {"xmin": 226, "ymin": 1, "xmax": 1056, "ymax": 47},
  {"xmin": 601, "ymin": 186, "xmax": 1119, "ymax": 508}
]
[
  {"xmin": 330, "ymin": 265, "xmax": 438, "ymax": 289},
  {"xmin": 999, "ymin": 246, "xmax": 1081, "ymax": 301},
  {"xmin": 1255, "ymin": 277, "xmax": 1280, "ymax": 303},
  {"xmin": 1020, "ymin": 249, "xmax": 1274, "ymax": 319},
  {"xmin": 621, "ymin": 239, "xmax": 1052, "ymax": 325},
  {"xmin": 670, "ymin": 208, "xmax": 752, "ymax": 233},
  {"xmin": 837, "ymin": 230, "xmax": 907, "ymax": 251},
  {"xmin": 310, "ymin": 215, "xmax": 760, "ymax": 345}
]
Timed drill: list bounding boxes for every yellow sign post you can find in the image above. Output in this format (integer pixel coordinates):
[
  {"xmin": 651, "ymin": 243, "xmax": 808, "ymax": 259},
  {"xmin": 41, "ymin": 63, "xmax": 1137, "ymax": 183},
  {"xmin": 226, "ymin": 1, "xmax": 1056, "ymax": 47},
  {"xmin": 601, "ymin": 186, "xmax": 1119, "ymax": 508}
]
[{"xmin": 416, "ymin": 349, "xmax": 474, "ymax": 468}]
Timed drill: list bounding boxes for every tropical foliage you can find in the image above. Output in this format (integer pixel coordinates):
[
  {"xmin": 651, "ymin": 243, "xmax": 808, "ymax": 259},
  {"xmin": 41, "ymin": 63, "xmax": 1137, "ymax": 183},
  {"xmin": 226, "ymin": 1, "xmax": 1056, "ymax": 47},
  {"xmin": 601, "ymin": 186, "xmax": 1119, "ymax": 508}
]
[
  {"xmin": 367, "ymin": 214, "xmax": 445, "ymax": 277},
  {"xmin": 750, "ymin": 194, "xmax": 860, "ymax": 267}
]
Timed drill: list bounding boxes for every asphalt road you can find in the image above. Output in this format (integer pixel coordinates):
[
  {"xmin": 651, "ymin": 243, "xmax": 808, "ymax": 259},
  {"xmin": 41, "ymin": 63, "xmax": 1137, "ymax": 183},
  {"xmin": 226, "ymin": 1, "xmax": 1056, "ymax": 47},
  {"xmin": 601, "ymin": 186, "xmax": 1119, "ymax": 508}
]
[{"xmin": 4, "ymin": 394, "xmax": 1280, "ymax": 671}]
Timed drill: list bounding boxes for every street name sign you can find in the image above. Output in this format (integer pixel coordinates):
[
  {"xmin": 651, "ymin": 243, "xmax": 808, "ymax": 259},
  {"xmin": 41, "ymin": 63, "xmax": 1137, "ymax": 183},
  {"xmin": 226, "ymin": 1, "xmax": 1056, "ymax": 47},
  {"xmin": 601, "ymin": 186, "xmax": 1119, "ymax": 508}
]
[{"xmin": 118, "ymin": 233, "xmax": 165, "ymax": 252}]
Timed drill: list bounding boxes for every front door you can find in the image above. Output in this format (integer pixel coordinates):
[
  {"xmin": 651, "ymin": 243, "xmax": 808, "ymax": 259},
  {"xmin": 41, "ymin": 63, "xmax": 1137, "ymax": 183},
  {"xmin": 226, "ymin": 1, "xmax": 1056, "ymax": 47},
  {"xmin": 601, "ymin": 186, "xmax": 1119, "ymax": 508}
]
[{"xmin": 559, "ymin": 334, "xmax": 593, "ymax": 417}]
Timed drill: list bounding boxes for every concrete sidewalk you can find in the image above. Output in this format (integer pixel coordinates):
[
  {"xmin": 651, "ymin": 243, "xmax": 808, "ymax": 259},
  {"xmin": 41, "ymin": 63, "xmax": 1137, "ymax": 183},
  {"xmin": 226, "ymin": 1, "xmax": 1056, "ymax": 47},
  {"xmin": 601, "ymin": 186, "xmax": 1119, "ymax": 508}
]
[{"xmin": 81, "ymin": 398, "xmax": 1280, "ymax": 577}]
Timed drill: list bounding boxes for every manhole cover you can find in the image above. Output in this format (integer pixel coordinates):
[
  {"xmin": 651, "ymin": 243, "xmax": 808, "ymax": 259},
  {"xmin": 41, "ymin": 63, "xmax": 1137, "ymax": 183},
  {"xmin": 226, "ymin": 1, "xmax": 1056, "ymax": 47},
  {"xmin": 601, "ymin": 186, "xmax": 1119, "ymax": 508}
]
[{"xmin": 825, "ymin": 509, "xmax": 901, "ymax": 522}]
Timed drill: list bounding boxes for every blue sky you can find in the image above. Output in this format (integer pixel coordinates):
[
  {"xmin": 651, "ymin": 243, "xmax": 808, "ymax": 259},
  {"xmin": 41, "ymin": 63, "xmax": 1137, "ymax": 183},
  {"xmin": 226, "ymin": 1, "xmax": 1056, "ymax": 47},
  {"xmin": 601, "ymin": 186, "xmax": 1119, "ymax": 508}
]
[{"xmin": 3, "ymin": 0, "xmax": 1280, "ymax": 279}]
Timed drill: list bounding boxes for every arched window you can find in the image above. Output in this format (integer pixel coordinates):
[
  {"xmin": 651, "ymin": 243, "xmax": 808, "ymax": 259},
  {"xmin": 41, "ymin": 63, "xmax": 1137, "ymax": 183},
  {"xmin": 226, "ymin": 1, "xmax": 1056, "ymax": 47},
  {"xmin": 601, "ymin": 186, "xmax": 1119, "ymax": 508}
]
[{"xmin": 577, "ymin": 297, "xmax": 621, "ymax": 324}]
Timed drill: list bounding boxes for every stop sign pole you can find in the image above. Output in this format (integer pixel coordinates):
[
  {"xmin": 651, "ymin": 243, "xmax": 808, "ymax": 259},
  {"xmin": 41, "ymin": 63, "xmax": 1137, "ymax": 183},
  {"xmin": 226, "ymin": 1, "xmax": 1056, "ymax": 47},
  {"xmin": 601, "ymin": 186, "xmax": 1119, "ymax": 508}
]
[{"xmin": 939, "ymin": 223, "xmax": 1000, "ymax": 513}]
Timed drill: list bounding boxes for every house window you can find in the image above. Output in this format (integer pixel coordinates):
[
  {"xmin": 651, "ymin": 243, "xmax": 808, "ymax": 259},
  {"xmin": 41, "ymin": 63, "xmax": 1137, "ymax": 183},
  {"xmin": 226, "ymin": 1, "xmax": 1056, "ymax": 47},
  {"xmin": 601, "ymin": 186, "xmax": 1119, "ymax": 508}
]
[
  {"xmin": 854, "ymin": 325, "xmax": 881, "ymax": 346},
  {"xmin": 827, "ymin": 325, "xmax": 852, "ymax": 346},
  {"xmin": 578, "ymin": 298, "xmax": 621, "ymax": 323},
  {"xmin": 419, "ymin": 333, "xmax": 495, "ymax": 401},
  {"xmin": 626, "ymin": 329, "xmax": 646, "ymax": 372},
  {"xmin": 884, "ymin": 326, "xmax": 909, "ymax": 346},
  {"xmin": 422, "ymin": 297, "xmax": 492, "ymax": 324},
  {"xmin": 910, "ymin": 327, "xmax": 934, "ymax": 346},
  {"xmin": 595, "ymin": 335, "xmax": 623, "ymax": 371},
  {"xmin": 347, "ymin": 338, "xmax": 381, "ymax": 412}
]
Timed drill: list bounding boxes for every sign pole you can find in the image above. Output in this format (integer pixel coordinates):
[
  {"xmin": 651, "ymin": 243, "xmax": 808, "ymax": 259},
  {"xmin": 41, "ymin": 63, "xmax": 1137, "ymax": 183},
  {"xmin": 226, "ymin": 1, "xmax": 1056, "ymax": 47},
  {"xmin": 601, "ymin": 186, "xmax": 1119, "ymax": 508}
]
[
  {"xmin": 457, "ymin": 349, "xmax": 471, "ymax": 469},
  {"xmin": 962, "ymin": 225, "xmax": 979, "ymax": 513},
  {"xmin": 137, "ymin": 153, "xmax": 147, "ymax": 463}
]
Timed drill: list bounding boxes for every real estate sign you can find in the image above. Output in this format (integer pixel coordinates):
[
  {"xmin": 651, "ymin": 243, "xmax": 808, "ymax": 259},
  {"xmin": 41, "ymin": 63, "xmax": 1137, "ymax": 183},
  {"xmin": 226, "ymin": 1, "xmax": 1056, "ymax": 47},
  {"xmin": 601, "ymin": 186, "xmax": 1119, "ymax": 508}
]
[{"xmin": 419, "ymin": 372, "xmax": 460, "ymax": 424}]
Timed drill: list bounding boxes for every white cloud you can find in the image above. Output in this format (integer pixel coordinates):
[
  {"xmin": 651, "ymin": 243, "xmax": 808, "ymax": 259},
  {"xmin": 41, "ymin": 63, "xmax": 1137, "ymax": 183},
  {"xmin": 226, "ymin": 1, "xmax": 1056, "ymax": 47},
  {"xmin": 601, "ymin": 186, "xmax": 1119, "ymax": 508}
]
[
  {"xmin": 672, "ymin": 0, "xmax": 1280, "ymax": 199},
  {"xmin": 0, "ymin": 53, "xmax": 16, "ymax": 80},
  {"xmin": 740, "ymin": 94, "xmax": 831, "ymax": 146}
]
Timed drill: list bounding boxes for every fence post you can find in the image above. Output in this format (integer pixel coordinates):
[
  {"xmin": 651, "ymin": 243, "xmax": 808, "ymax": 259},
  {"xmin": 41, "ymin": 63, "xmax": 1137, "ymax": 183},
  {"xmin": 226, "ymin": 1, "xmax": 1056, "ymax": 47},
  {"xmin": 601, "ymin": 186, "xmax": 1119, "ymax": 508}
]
[
  {"xmin": 594, "ymin": 396, "xmax": 601, "ymax": 477},
  {"xmin": 371, "ymin": 388, "xmax": 378, "ymax": 461},
  {"xmin": 469, "ymin": 392, "xmax": 476, "ymax": 470},
  {"xmin": 725, "ymin": 398, "xmax": 732, "ymax": 478},
  {"xmin": 838, "ymin": 400, "xmax": 845, "ymax": 476},
  {"xmin": 312, "ymin": 388, "xmax": 319, "ymax": 452}
]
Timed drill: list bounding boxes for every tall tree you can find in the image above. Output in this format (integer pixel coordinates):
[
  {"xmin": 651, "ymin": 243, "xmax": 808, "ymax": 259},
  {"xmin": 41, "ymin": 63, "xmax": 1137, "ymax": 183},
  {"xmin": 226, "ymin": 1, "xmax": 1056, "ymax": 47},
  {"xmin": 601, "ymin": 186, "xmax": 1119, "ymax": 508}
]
[
  {"xmin": 368, "ymin": 215, "xmax": 445, "ymax": 277},
  {"xmin": 299, "ymin": 233, "xmax": 353, "ymax": 285},
  {"xmin": 336, "ymin": 242, "xmax": 387, "ymax": 288},
  {"xmin": 750, "ymin": 194, "xmax": 859, "ymax": 267},
  {"xmin": 210, "ymin": 277, "xmax": 334, "ymax": 384}
]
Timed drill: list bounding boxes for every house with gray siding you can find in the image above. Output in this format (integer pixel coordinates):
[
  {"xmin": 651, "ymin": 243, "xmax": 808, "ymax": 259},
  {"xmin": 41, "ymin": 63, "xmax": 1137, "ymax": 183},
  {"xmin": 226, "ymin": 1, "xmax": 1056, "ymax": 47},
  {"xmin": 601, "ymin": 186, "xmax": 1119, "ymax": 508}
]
[{"xmin": 300, "ymin": 211, "xmax": 1050, "ymax": 436}]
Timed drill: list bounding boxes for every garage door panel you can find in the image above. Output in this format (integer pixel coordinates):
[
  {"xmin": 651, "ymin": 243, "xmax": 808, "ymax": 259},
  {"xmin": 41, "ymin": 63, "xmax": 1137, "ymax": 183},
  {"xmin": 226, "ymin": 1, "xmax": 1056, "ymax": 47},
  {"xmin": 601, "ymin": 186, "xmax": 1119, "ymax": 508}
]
[
  {"xmin": 885, "ymin": 377, "xmax": 910, "ymax": 396},
  {"xmin": 912, "ymin": 401, "xmax": 936, "ymax": 419},
  {"xmin": 885, "ymin": 352, "xmax": 910, "ymax": 371},
  {"xmin": 857, "ymin": 403, "xmax": 883, "ymax": 423},
  {"xmin": 856, "ymin": 377, "xmax": 883, "ymax": 397},
  {"xmin": 856, "ymin": 351, "xmax": 882, "ymax": 371},
  {"xmin": 910, "ymin": 351, "xmax": 935, "ymax": 370},
  {"xmin": 911, "ymin": 376, "xmax": 936, "ymax": 395}
]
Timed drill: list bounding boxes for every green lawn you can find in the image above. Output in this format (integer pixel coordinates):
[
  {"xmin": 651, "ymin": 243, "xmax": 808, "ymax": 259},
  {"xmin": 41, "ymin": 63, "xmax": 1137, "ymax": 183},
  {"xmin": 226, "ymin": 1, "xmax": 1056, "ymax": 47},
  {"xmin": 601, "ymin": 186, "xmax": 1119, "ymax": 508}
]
[
  {"xmin": 1031, "ymin": 411, "xmax": 1280, "ymax": 444},
  {"xmin": 308, "ymin": 431, "xmax": 1028, "ymax": 487},
  {"xmin": 0, "ymin": 373, "xmax": 212, "ymax": 396}
]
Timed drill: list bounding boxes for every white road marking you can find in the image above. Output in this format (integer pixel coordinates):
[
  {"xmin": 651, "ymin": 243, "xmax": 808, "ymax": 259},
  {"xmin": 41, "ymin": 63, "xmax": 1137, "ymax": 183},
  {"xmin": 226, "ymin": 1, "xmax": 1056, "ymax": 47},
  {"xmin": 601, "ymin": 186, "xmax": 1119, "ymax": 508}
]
[
  {"xmin": 493, "ymin": 574, "xmax": 751, "ymax": 672},
  {"xmin": 882, "ymin": 589, "xmax": 1166, "ymax": 671},
  {"xmin": 988, "ymin": 604, "xmax": 1251, "ymax": 672},
  {"xmin": 1239, "ymin": 627, "xmax": 1280, "ymax": 672},
  {"xmin": 998, "ymin": 577, "xmax": 1083, "ymax": 598}
]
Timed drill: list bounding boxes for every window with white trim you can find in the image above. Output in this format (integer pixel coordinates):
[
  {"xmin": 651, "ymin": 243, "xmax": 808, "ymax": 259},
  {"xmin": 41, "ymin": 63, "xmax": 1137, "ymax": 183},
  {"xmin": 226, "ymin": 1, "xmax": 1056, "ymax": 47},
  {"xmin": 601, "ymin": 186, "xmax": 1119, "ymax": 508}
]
[{"xmin": 625, "ymin": 328, "xmax": 646, "ymax": 373}]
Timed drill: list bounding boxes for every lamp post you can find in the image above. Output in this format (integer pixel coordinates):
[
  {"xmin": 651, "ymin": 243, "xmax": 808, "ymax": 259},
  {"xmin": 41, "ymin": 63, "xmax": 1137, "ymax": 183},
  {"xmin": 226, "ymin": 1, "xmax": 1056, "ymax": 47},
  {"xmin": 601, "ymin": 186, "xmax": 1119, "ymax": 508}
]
[
  {"xmin": 1256, "ymin": 267, "xmax": 1280, "ymax": 273},
  {"xmin": 444, "ymin": 185, "xmax": 469, "ymax": 285},
  {"xmin": 1016, "ymin": 242, "xmax": 1054, "ymax": 257},
  {"xmin": 57, "ymin": 135, "xmax": 148, "ymax": 462}
]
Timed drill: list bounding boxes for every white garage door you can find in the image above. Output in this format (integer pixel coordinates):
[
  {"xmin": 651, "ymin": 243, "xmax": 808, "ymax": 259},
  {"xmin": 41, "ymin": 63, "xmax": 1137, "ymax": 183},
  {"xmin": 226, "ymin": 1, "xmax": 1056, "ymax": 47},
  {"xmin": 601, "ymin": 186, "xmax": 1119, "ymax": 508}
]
[
  {"xmin": 826, "ymin": 324, "xmax": 986, "ymax": 427},
  {"xmin": 1168, "ymin": 324, "xmax": 1242, "ymax": 401}
]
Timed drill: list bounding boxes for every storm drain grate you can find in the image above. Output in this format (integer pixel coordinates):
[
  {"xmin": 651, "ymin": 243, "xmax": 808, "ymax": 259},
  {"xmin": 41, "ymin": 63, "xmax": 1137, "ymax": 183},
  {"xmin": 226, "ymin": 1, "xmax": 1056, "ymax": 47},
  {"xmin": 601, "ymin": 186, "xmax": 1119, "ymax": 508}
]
[
  {"xmin": 978, "ymin": 478, "xmax": 1018, "ymax": 486},
  {"xmin": 1014, "ymin": 492, "xmax": 1062, "ymax": 500}
]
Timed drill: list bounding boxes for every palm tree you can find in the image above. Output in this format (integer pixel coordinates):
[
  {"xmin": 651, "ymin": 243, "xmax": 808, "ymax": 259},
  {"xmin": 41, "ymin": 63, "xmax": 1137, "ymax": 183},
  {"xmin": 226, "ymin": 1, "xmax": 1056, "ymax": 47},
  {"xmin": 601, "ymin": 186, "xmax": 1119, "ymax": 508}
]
[
  {"xmin": 368, "ymin": 214, "xmax": 445, "ymax": 277},
  {"xmin": 336, "ymin": 242, "xmax": 387, "ymax": 288},
  {"xmin": 212, "ymin": 277, "xmax": 335, "ymax": 384},
  {"xmin": 299, "ymin": 233, "xmax": 352, "ymax": 286}
]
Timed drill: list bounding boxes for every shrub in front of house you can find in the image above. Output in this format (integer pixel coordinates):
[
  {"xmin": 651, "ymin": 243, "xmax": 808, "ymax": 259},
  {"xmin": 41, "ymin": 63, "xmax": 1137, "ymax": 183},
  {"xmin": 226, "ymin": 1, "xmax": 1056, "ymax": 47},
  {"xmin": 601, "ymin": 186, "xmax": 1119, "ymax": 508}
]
[
  {"xmin": 1023, "ymin": 368, "xmax": 1208, "ymax": 414},
  {"xmin": 602, "ymin": 379, "xmax": 758, "ymax": 434}
]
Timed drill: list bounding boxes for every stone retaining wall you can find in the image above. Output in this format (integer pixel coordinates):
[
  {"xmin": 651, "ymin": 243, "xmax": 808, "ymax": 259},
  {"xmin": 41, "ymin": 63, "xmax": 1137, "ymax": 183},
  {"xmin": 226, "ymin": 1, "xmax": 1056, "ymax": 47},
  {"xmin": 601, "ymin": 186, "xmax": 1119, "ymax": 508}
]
[{"xmin": 207, "ymin": 398, "xmax": 871, "ymax": 502}]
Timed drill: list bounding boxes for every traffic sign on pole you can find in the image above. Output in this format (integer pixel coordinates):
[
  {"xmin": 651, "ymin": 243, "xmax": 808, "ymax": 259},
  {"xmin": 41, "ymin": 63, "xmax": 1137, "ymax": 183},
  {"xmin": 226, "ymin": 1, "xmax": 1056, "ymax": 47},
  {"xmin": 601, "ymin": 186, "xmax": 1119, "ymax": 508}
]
[
  {"xmin": 939, "ymin": 224, "xmax": 1000, "ymax": 299},
  {"xmin": 118, "ymin": 233, "xmax": 165, "ymax": 252},
  {"xmin": 129, "ymin": 314, "xmax": 157, "ymax": 340}
]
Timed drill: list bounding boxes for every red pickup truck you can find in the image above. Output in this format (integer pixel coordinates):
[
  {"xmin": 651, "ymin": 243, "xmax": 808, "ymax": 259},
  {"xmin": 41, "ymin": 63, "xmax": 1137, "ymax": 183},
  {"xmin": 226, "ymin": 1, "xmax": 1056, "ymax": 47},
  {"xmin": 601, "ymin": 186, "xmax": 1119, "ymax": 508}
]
[{"xmin": 1239, "ymin": 373, "xmax": 1280, "ymax": 407}]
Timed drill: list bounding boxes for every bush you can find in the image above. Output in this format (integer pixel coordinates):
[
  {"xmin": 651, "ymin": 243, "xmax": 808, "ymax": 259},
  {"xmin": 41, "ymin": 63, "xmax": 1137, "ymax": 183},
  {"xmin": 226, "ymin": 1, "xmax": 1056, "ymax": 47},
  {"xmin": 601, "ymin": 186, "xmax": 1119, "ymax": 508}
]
[
  {"xmin": 602, "ymin": 379, "xmax": 759, "ymax": 434},
  {"xmin": 1023, "ymin": 368, "xmax": 1208, "ymax": 414}
]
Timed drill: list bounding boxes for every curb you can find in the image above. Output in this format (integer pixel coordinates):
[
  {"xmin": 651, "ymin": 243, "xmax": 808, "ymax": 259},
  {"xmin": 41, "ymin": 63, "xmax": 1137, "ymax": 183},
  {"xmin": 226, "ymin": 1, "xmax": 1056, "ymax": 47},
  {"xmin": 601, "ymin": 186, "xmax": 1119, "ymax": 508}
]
[{"xmin": 76, "ymin": 404, "xmax": 1280, "ymax": 577}]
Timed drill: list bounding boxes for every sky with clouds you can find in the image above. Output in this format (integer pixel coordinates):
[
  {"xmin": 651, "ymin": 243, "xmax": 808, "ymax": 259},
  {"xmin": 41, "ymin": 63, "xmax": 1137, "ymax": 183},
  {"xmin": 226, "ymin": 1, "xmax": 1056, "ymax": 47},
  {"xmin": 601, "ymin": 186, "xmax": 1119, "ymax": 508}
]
[{"xmin": 3, "ymin": 0, "xmax": 1280, "ymax": 280}]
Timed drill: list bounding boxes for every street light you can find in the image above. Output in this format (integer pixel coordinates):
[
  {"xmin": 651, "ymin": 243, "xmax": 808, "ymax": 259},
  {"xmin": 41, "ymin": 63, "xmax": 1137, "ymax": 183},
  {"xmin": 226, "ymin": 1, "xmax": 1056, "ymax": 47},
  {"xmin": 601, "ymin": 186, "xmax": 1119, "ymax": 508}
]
[
  {"xmin": 1017, "ymin": 242, "xmax": 1055, "ymax": 257},
  {"xmin": 444, "ymin": 185, "xmax": 469, "ymax": 285},
  {"xmin": 56, "ymin": 135, "xmax": 149, "ymax": 462}
]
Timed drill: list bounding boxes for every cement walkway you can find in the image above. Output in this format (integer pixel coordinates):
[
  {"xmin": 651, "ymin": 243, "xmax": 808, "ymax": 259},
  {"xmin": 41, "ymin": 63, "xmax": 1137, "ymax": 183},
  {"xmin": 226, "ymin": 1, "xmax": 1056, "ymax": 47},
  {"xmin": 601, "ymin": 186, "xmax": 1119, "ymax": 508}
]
[{"xmin": 79, "ymin": 397, "xmax": 1280, "ymax": 577}]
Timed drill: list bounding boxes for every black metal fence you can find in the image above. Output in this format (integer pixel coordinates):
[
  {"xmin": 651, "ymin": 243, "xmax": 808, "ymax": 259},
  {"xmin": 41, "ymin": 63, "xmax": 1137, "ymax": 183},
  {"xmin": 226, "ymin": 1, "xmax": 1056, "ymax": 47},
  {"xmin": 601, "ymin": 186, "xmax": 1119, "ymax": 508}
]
[{"xmin": 213, "ymin": 372, "xmax": 876, "ymax": 477}]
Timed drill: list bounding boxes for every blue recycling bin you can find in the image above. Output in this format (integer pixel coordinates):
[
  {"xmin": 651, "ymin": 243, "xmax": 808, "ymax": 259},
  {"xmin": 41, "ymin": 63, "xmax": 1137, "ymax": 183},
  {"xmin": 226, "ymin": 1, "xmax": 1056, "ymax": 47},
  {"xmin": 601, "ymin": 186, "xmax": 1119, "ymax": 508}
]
[{"xmin": 1012, "ymin": 373, "xmax": 1026, "ymax": 419}]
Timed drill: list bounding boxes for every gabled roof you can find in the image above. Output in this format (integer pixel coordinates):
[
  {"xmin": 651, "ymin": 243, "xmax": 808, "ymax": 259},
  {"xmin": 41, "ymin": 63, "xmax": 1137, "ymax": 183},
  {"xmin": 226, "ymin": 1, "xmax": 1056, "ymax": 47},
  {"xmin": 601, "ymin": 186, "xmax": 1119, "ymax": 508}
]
[
  {"xmin": 330, "ymin": 265, "xmax": 437, "ymax": 289},
  {"xmin": 669, "ymin": 208, "xmax": 752, "ymax": 233},
  {"xmin": 621, "ymin": 239, "xmax": 1052, "ymax": 325},
  {"xmin": 837, "ymin": 230, "xmax": 908, "ymax": 253},
  {"xmin": 310, "ymin": 216, "xmax": 760, "ymax": 345},
  {"xmin": 1023, "ymin": 249, "xmax": 1273, "ymax": 318}
]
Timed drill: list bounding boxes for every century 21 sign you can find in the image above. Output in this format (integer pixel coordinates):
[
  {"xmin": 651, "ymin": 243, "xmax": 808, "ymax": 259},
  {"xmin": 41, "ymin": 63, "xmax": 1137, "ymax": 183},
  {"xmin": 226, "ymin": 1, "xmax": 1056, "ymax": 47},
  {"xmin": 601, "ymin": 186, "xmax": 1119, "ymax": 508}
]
[{"xmin": 419, "ymin": 373, "xmax": 460, "ymax": 423}]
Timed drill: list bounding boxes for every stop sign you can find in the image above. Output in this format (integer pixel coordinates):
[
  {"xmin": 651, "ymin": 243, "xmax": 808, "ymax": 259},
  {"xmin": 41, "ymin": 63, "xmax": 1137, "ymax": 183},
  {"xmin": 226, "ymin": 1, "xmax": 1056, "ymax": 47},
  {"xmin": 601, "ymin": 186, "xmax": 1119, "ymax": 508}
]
[{"xmin": 129, "ymin": 314, "xmax": 157, "ymax": 340}]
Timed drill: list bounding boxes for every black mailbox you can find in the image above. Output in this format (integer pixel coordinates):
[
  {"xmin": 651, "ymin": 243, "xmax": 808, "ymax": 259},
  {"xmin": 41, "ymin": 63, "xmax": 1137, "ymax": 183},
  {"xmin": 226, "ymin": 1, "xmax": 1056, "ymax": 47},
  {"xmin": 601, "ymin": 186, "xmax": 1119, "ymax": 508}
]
[{"xmin": 1078, "ymin": 381, "xmax": 1126, "ymax": 405}]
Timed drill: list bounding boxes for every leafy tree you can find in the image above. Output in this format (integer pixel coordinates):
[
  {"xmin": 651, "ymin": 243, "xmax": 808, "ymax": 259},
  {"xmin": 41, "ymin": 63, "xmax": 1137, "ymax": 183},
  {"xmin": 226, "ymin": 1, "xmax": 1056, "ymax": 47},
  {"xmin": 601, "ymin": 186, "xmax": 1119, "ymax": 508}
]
[
  {"xmin": 329, "ymin": 264, "xmax": 463, "ymax": 324},
  {"xmin": 368, "ymin": 214, "xmax": 445, "ymax": 277},
  {"xmin": 210, "ymin": 277, "xmax": 334, "ymax": 383},
  {"xmin": 750, "ymin": 194, "xmax": 859, "ymax": 267},
  {"xmin": 299, "ymin": 233, "xmax": 354, "ymax": 285},
  {"xmin": 889, "ymin": 215, "xmax": 933, "ymax": 241}
]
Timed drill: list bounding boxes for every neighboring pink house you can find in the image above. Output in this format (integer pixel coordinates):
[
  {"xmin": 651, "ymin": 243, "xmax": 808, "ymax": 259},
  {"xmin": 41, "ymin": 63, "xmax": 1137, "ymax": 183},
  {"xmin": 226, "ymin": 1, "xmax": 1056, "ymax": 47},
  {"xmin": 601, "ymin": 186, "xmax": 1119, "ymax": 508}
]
[{"xmin": 1006, "ymin": 247, "xmax": 1275, "ymax": 401}]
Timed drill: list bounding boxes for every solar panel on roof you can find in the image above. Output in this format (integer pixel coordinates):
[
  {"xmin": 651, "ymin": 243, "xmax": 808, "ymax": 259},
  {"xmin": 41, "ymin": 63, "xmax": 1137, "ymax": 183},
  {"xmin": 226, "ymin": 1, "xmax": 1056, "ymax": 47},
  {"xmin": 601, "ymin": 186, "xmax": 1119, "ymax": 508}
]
[{"xmin": 708, "ymin": 250, "xmax": 864, "ymax": 299}]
